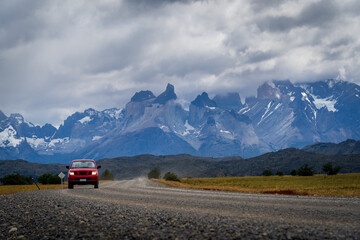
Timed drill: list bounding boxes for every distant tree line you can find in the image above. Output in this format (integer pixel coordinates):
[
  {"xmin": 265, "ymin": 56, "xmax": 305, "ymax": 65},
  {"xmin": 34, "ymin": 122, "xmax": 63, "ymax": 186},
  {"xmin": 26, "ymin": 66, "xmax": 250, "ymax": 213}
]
[
  {"xmin": 263, "ymin": 162, "xmax": 342, "ymax": 177},
  {"xmin": 0, "ymin": 174, "xmax": 34, "ymax": 185},
  {"xmin": 38, "ymin": 173, "xmax": 61, "ymax": 184},
  {"xmin": 0, "ymin": 173, "xmax": 61, "ymax": 185}
]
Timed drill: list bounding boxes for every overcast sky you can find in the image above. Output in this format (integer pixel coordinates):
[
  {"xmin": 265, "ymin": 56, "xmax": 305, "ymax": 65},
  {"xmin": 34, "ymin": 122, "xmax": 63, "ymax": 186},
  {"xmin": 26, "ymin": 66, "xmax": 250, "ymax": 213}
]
[{"xmin": 1, "ymin": 0, "xmax": 359, "ymax": 126}]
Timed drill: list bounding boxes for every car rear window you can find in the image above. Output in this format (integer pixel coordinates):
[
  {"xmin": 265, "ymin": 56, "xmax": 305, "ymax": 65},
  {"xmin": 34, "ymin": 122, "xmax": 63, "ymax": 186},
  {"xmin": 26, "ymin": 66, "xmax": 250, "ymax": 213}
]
[{"xmin": 71, "ymin": 161, "xmax": 95, "ymax": 169}]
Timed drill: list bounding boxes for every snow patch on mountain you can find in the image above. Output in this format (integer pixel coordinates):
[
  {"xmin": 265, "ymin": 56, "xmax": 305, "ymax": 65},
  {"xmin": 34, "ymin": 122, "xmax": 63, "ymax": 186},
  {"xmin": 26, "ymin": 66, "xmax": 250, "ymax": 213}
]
[
  {"xmin": 310, "ymin": 94, "xmax": 338, "ymax": 112},
  {"xmin": 182, "ymin": 120, "xmax": 195, "ymax": 136},
  {"xmin": 79, "ymin": 116, "xmax": 92, "ymax": 124},
  {"xmin": 159, "ymin": 125, "xmax": 170, "ymax": 132},
  {"xmin": 103, "ymin": 108, "xmax": 123, "ymax": 119},
  {"xmin": 48, "ymin": 137, "xmax": 69, "ymax": 147},
  {"xmin": 301, "ymin": 92, "xmax": 312, "ymax": 104},
  {"xmin": 258, "ymin": 102, "xmax": 273, "ymax": 125},
  {"xmin": 0, "ymin": 126, "xmax": 23, "ymax": 147},
  {"xmin": 26, "ymin": 137, "xmax": 46, "ymax": 148},
  {"xmin": 220, "ymin": 129, "xmax": 234, "ymax": 140},
  {"xmin": 92, "ymin": 136, "xmax": 103, "ymax": 141}
]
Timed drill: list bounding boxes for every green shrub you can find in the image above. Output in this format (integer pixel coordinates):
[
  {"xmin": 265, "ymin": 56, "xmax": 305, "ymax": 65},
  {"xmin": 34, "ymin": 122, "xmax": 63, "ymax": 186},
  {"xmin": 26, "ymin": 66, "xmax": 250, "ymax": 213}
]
[
  {"xmin": 276, "ymin": 171, "xmax": 284, "ymax": 176},
  {"xmin": 322, "ymin": 162, "xmax": 341, "ymax": 175},
  {"xmin": 100, "ymin": 169, "xmax": 115, "ymax": 180},
  {"xmin": 297, "ymin": 164, "xmax": 314, "ymax": 176},
  {"xmin": 0, "ymin": 174, "xmax": 33, "ymax": 185},
  {"xmin": 262, "ymin": 169, "xmax": 273, "ymax": 176},
  {"xmin": 38, "ymin": 173, "xmax": 61, "ymax": 184},
  {"xmin": 148, "ymin": 167, "xmax": 161, "ymax": 179},
  {"xmin": 163, "ymin": 172, "xmax": 180, "ymax": 182},
  {"xmin": 290, "ymin": 169, "xmax": 297, "ymax": 176}
]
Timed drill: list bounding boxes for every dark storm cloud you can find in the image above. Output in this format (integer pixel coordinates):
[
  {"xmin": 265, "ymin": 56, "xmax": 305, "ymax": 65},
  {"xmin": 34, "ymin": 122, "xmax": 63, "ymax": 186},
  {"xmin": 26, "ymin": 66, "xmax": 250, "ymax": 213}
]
[
  {"xmin": 250, "ymin": 0, "xmax": 286, "ymax": 12},
  {"xmin": 124, "ymin": 0, "xmax": 200, "ymax": 8},
  {"xmin": 257, "ymin": 0, "xmax": 338, "ymax": 32},
  {"xmin": 0, "ymin": 0, "xmax": 359, "ymax": 126},
  {"xmin": 244, "ymin": 50, "xmax": 277, "ymax": 64},
  {"xmin": 0, "ymin": 1, "xmax": 45, "ymax": 50}
]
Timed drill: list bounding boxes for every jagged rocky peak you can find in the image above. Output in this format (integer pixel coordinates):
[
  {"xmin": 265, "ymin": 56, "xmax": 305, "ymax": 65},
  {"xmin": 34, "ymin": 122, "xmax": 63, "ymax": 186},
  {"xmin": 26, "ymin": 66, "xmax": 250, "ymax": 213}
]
[
  {"xmin": 213, "ymin": 92, "xmax": 242, "ymax": 111},
  {"xmin": 84, "ymin": 108, "xmax": 97, "ymax": 115},
  {"xmin": 130, "ymin": 90, "xmax": 155, "ymax": 102},
  {"xmin": 0, "ymin": 110, "xmax": 7, "ymax": 121},
  {"xmin": 9, "ymin": 113, "xmax": 25, "ymax": 124},
  {"xmin": 191, "ymin": 92, "xmax": 217, "ymax": 108},
  {"xmin": 257, "ymin": 82, "xmax": 281, "ymax": 100},
  {"xmin": 154, "ymin": 83, "xmax": 177, "ymax": 104},
  {"xmin": 273, "ymin": 80, "xmax": 296, "ymax": 93}
]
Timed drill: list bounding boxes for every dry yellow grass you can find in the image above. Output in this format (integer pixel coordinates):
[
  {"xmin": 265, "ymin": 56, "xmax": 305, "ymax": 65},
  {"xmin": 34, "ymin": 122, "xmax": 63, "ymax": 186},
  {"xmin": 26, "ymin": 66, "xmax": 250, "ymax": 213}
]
[
  {"xmin": 154, "ymin": 173, "xmax": 360, "ymax": 197},
  {"xmin": 0, "ymin": 180, "xmax": 113, "ymax": 195},
  {"xmin": 0, "ymin": 184, "xmax": 62, "ymax": 195}
]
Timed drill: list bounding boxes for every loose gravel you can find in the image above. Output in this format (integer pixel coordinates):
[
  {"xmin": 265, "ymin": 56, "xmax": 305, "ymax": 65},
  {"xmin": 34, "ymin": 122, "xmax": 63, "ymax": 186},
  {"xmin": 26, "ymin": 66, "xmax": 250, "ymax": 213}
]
[{"xmin": 0, "ymin": 178, "xmax": 359, "ymax": 239}]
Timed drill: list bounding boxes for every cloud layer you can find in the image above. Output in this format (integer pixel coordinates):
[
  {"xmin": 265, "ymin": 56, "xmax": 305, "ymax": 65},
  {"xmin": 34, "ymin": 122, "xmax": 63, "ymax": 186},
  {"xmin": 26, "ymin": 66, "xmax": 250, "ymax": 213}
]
[{"xmin": 1, "ymin": 0, "xmax": 359, "ymax": 126}]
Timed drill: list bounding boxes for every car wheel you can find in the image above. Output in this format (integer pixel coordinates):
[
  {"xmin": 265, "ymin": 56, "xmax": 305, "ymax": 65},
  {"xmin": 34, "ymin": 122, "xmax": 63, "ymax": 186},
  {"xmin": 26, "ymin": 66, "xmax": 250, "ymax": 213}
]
[
  {"xmin": 68, "ymin": 183, "xmax": 74, "ymax": 189},
  {"xmin": 94, "ymin": 181, "xmax": 99, "ymax": 189}
]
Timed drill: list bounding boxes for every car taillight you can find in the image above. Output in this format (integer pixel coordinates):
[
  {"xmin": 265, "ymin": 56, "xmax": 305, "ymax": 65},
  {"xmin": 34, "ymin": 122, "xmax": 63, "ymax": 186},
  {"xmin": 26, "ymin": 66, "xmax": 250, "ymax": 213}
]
[
  {"xmin": 92, "ymin": 171, "xmax": 97, "ymax": 175},
  {"xmin": 69, "ymin": 172, "xmax": 74, "ymax": 176}
]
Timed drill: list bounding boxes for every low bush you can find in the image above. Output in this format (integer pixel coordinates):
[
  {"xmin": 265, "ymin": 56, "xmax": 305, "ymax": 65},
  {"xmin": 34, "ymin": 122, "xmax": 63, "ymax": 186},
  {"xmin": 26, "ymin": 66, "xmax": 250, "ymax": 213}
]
[
  {"xmin": 276, "ymin": 171, "xmax": 284, "ymax": 176},
  {"xmin": 290, "ymin": 169, "xmax": 297, "ymax": 176},
  {"xmin": 38, "ymin": 173, "xmax": 61, "ymax": 184},
  {"xmin": 262, "ymin": 169, "xmax": 273, "ymax": 176},
  {"xmin": 100, "ymin": 169, "xmax": 115, "ymax": 180},
  {"xmin": 322, "ymin": 162, "xmax": 341, "ymax": 175},
  {"xmin": 297, "ymin": 164, "xmax": 314, "ymax": 176},
  {"xmin": 163, "ymin": 172, "xmax": 180, "ymax": 182},
  {"xmin": 148, "ymin": 167, "xmax": 161, "ymax": 179},
  {"xmin": 0, "ymin": 174, "xmax": 33, "ymax": 185}
]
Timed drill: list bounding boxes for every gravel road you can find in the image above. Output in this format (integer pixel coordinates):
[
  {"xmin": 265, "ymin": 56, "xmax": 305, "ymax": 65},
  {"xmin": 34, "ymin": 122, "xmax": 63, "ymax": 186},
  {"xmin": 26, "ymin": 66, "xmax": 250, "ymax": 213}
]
[{"xmin": 1, "ymin": 178, "xmax": 359, "ymax": 239}]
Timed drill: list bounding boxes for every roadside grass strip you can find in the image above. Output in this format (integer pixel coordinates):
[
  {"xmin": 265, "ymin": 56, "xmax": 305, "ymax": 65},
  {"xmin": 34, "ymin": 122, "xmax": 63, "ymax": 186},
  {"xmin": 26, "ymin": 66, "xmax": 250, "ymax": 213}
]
[
  {"xmin": 155, "ymin": 173, "xmax": 360, "ymax": 197},
  {"xmin": 0, "ymin": 184, "xmax": 62, "ymax": 195},
  {"xmin": 0, "ymin": 180, "xmax": 114, "ymax": 195}
]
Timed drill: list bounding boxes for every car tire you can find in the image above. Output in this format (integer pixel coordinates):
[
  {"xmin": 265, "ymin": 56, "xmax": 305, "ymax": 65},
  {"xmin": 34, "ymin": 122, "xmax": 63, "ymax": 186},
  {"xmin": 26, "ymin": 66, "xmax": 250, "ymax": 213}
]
[
  {"xmin": 68, "ymin": 183, "xmax": 74, "ymax": 189},
  {"xmin": 94, "ymin": 181, "xmax": 99, "ymax": 189}
]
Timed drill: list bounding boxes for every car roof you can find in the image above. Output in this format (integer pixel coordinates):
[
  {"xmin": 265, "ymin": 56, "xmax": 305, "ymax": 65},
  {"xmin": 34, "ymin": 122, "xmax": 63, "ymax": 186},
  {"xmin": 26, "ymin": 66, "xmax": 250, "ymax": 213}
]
[{"xmin": 71, "ymin": 159, "xmax": 95, "ymax": 162}]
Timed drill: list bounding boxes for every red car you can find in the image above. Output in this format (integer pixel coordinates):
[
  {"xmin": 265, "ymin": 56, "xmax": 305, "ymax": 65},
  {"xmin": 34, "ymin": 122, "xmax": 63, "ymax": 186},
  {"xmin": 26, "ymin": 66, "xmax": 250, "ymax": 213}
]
[{"xmin": 66, "ymin": 159, "xmax": 101, "ymax": 189}]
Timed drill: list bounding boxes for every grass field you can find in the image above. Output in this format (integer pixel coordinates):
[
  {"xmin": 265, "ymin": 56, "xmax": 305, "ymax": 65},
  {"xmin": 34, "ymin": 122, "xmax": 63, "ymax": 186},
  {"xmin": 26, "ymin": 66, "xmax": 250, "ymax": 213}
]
[
  {"xmin": 0, "ymin": 181, "xmax": 113, "ymax": 195},
  {"xmin": 0, "ymin": 184, "xmax": 63, "ymax": 195},
  {"xmin": 155, "ymin": 173, "xmax": 360, "ymax": 197}
]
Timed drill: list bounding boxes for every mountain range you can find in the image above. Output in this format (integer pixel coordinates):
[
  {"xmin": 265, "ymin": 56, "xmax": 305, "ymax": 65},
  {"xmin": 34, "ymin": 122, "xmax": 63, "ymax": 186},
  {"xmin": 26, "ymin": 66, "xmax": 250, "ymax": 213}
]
[
  {"xmin": 2, "ymin": 139, "xmax": 360, "ymax": 179},
  {"xmin": 1, "ymin": 79, "xmax": 360, "ymax": 163}
]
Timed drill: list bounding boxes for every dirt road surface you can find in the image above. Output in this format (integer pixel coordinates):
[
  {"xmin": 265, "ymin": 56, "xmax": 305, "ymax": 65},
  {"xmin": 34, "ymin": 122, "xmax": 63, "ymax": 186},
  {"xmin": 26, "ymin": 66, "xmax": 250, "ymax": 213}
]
[{"xmin": 1, "ymin": 178, "xmax": 359, "ymax": 239}]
